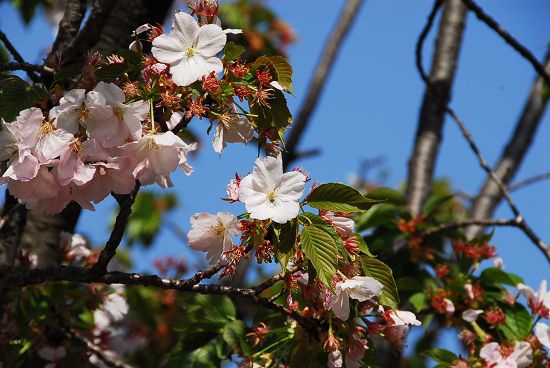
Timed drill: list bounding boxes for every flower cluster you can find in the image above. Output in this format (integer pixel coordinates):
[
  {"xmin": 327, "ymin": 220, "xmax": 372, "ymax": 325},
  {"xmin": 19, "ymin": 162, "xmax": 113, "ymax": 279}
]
[{"xmin": 0, "ymin": 82, "xmax": 196, "ymax": 214}]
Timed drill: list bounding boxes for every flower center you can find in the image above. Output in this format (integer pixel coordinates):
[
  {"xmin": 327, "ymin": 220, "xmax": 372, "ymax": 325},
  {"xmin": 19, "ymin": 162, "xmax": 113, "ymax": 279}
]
[
  {"xmin": 214, "ymin": 222, "xmax": 226, "ymax": 236},
  {"xmin": 40, "ymin": 120, "xmax": 54, "ymax": 136},
  {"xmin": 70, "ymin": 139, "xmax": 83, "ymax": 153},
  {"xmin": 147, "ymin": 138, "xmax": 159, "ymax": 150},
  {"xmin": 78, "ymin": 104, "xmax": 89, "ymax": 123},
  {"xmin": 267, "ymin": 189, "xmax": 277, "ymax": 203},
  {"xmin": 185, "ymin": 46, "xmax": 197, "ymax": 57},
  {"xmin": 113, "ymin": 107, "xmax": 124, "ymax": 121}
]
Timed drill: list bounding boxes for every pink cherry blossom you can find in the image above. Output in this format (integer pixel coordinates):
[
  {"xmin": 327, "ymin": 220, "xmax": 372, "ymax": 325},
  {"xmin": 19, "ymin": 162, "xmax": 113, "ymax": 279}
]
[
  {"xmin": 535, "ymin": 322, "xmax": 550, "ymax": 350},
  {"xmin": 120, "ymin": 131, "xmax": 197, "ymax": 188},
  {"xmin": 85, "ymin": 82, "xmax": 148, "ymax": 147}
]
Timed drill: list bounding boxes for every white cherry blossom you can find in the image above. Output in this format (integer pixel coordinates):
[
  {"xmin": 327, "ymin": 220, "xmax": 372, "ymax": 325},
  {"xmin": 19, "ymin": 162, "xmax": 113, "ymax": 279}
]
[
  {"xmin": 328, "ymin": 276, "xmax": 383, "ymax": 321},
  {"xmin": 461, "ymin": 309, "xmax": 483, "ymax": 323},
  {"xmin": 239, "ymin": 155, "xmax": 306, "ymax": 224},
  {"xmin": 212, "ymin": 107, "xmax": 254, "ymax": 153},
  {"xmin": 535, "ymin": 322, "xmax": 550, "ymax": 350},
  {"xmin": 187, "ymin": 212, "xmax": 239, "ymax": 264},
  {"xmin": 152, "ymin": 12, "xmax": 227, "ymax": 86},
  {"xmin": 517, "ymin": 280, "xmax": 550, "ymax": 311}
]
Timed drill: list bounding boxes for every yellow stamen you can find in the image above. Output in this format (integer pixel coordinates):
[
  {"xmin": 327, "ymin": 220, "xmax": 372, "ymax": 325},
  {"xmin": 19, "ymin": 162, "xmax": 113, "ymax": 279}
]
[
  {"xmin": 40, "ymin": 120, "xmax": 54, "ymax": 136},
  {"xmin": 113, "ymin": 107, "xmax": 124, "ymax": 121},
  {"xmin": 78, "ymin": 105, "xmax": 89, "ymax": 123},
  {"xmin": 267, "ymin": 189, "xmax": 277, "ymax": 203},
  {"xmin": 147, "ymin": 138, "xmax": 159, "ymax": 150},
  {"xmin": 215, "ymin": 222, "xmax": 226, "ymax": 236},
  {"xmin": 185, "ymin": 46, "xmax": 197, "ymax": 57}
]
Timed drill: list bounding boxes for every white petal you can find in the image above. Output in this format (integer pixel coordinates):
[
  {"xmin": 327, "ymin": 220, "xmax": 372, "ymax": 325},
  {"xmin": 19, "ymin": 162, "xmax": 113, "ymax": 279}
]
[
  {"xmin": 212, "ymin": 123, "xmax": 225, "ymax": 153},
  {"xmin": 270, "ymin": 199, "xmax": 299, "ymax": 224},
  {"xmin": 535, "ymin": 323, "xmax": 550, "ymax": 350},
  {"xmin": 276, "ymin": 171, "xmax": 306, "ymax": 202},
  {"xmin": 152, "ymin": 34, "xmax": 186, "ymax": 64},
  {"xmin": 329, "ymin": 285, "xmax": 350, "ymax": 321},
  {"xmin": 251, "ymin": 155, "xmax": 283, "ymax": 191},
  {"xmin": 196, "ymin": 24, "xmax": 226, "ymax": 58},
  {"xmin": 172, "ymin": 12, "xmax": 199, "ymax": 48},
  {"xmin": 93, "ymin": 82, "xmax": 125, "ymax": 105}
]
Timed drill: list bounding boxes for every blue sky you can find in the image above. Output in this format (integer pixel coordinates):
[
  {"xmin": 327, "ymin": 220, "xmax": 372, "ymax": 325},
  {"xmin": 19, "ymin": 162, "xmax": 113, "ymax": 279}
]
[{"xmin": 1, "ymin": 0, "xmax": 549, "ymax": 361}]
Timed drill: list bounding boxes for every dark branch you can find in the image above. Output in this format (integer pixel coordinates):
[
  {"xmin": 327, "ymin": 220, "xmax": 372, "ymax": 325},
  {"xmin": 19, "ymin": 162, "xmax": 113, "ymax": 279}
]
[
  {"xmin": 283, "ymin": 0, "xmax": 364, "ymax": 169},
  {"xmin": 0, "ymin": 30, "xmax": 40, "ymax": 82},
  {"xmin": 406, "ymin": 0, "xmax": 467, "ymax": 215},
  {"xmin": 467, "ymin": 53, "xmax": 550, "ymax": 238},
  {"xmin": 0, "ymin": 265, "xmax": 321, "ymax": 338},
  {"xmin": 0, "ymin": 199, "xmax": 27, "ymax": 267},
  {"xmin": 90, "ymin": 182, "xmax": 140, "ymax": 274},
  {"xmin": 509, "ymin": 172, "xmax": 550, "ymax": 192},
  {"xmin": 460, "ymin": 0, "xmax": 550, "ymax": 86},
  {"xmin": 0, "ymin": 62, "xmax": 53, "ymax": 75},
  {"xmin": 61, "ymin": 0, "xmax": 117, "ymax": 65},
  {"xmin": 421, "ymin": 218, "xmax": 516, "ymax": 238},
  {"xmin": 48, "ymin": 0, "xmax": 87, "ymax": 62}
]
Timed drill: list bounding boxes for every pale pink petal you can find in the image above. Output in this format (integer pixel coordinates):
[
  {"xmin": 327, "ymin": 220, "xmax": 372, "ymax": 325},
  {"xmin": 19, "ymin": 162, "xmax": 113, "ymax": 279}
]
[
  {"xmin": 152, "ymin": 34, "xmax": 187, "ymax": 64},
  {"xmin": 171, "ymin": 12, "xmax": 199, "ymax": 48}
]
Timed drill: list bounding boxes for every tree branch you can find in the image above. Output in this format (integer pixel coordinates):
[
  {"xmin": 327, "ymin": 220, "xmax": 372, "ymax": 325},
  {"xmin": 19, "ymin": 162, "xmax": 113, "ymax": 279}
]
[
  {"xmin": 61, "ymin": 0, "xmax": 117, "ymax": 65},
  {"xmin": 460, "ymin": 0, "xmax": 550, "ymax": 86},
  {"xmin": 90, "ymin": 182, "xmax": 140, "ymax": 274},
  {"xmin": 509, "ymin": 172, "xmax": 550, "ymax": 192},
  {"xmin": 0, "ymin": 265, "xmax": 321, "ymax": 338},
  {"xmin": 406, "ymin": 0, "xmax": 468, "ymax": 215},
  {"xmin": 283, "ymin": 0, "xmax": 364, "ymax": 169},
  {"xmin": 446, "ymin": 106, "xmax": 550, "ymax": 263},
  {"xmin": 64, "ymin": 328, "xmax": 131, "ymax": 368},
  {"xmin": 0, "ymin": 30, "xmax": 40, "ymax": 82},
  {"xmin": 48, "ymin": 0, "xmax": 87, "ymax": 64},
  {"xmin": 421, "ymin": 218, "xmax": 516, "ymax": 238},
  {"xmin": 0, "ymin": 62, "xmax": 53, "ymax": 75},
  {"xmin": 467, "ymin": 52, "xmax": 550, "ymax": 238}
]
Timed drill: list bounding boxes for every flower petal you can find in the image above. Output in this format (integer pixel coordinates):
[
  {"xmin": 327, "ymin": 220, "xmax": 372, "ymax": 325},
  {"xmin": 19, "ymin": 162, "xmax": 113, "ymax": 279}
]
[{"xmin": 196, "ymin": 24, "xmax": 226, "ymax": 58}]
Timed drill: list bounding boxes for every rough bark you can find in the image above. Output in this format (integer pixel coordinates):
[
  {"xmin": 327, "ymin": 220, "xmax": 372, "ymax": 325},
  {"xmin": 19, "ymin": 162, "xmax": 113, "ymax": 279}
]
[
  {"xmin": 466, "ymin": 52, "xmax": 550, "ymax": 238},
  {"xmin": 406, "ymin": 0, "xmax": 467, "ymax": 215}
]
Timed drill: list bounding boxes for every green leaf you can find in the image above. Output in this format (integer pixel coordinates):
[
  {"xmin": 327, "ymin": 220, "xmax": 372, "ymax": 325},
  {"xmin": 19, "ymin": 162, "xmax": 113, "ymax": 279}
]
[
  {"xmin": 355, "ymin": 203, "xmax": 402, "ymax": 231},
  {"xmin": 95, "ymin": 62, "xmax": 129, "ymax": 82},
  {"xmin": 274, "ymin": 219, "xmax": 298, "ymax": 270},
  {"xmin": 255, "ymin": 55, "xmax": 293, "ymax": 92},
  {"xmin": 423, "ymin": 194, "xmax": 454, "ymax": 217},
  {"xmin": 499, "ymin": 305, "xmax": 532, "ymax": 340},
  {"xmin": 0, "ymin": 76, "xmax": 49, "ymax": 121},
  {"xmin": 354, "ymin": 234, "xmax": 375, "ymax": 257},
  {"xmin": 224, "ymin": 42, "xmax": 245, "ymax": 62},
  {"xmin": 360, "ymin": 257, "xmax": 399, "ymax": 309},
  {"xmin": 300, "ymin": 225, "xmax": 338, "ymax": 288},
  {"xmin": 250, "ymin": 88, "xmax": 292, "ymax": 138},
  {"xmin": 409, "ymin": 292, "xmax": 429, "ymax": 313},
  {"xmin": 421, "ymin": 348, "xmax": 457, "ymax": 364},
  {"xmin": 222, "ymin": 320, "xmax": 245, "ymax": 348},
  {"xmin": 305, "ymin": 183, "xmax": 382, "ymax": 213},
  {"xmin": 480, "ymin": 268, "xmax": 524, "ymax": 287},
  {"xmin": 53, "ymin": 62, "xmax": 83, "ymax": 82},
  {"xmin": 364, "ymin": 187, "xmax": 406, "ymax": 205}
]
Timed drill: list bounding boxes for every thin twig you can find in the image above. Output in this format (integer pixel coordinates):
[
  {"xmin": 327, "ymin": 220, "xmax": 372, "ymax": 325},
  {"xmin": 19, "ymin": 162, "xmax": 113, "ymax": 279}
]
[
  {"xmin": 64, "ymin": 328, "xmax": 131, "ymax": 368},
  {"xmin": 0, "ymin": 30, "xmax": 40, "ymax": 82},
  {"xmin": 0, "ymin": 62, "xmax": 53, "ymax": 75},
  {"xmin": 283, "ymin": 0, "xmax": 364, "ymax": 168},
  {"xmin": 90, "ymin": 182, "xmax": 140, "ymax": 274},
  {"xmin": 421, "ymin": 218, "xmax": 516, "ymax": 238},
  {"xmin": 467, "ymin": 52, "xmax": 550, "ymax": 238},
  {"xmin": 509, "ymin": 172, "xmax": 550, "ymax": 192},
  {"xmin": 460, "ymin": 0, "xmax": 550, "ymax": 86},
  {"xmin": 415, "ymin": 0, "xmax": 444, "ymax": 84},
  {"xmin": 253, "ymin": 265, "xmax": 299, "ymax": 294},
  {"xmin": 446, "ymin": 106, "xmax": 550, "ymax": 263}
]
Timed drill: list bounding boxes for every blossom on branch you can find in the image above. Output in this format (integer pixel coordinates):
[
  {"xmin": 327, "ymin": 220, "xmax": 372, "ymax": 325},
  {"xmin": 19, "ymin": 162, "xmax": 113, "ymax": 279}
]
[
  {"xmin": 187, "ymin": 211, "xmax": 239, "ymax": 264},
  {"xmin": 152, "ymin": 12, "xmax": 228, "ymax": 86},
  {"xmin": 239, "ymin": 155, "xmax": 306, "ymax": 224},
  {"xmin": 328, "ymin": 276, "xmax": 383, "ymax": 321}
]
